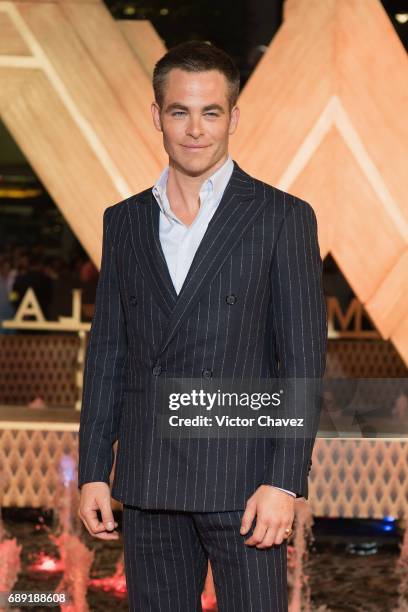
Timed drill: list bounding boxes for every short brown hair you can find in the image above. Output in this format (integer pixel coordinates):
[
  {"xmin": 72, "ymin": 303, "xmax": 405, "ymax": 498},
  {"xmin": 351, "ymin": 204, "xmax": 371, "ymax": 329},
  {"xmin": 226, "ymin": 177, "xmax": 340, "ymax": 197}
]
[{"xmin": 153, "ymin": 40, "xmax": 240, "ymax": 110}]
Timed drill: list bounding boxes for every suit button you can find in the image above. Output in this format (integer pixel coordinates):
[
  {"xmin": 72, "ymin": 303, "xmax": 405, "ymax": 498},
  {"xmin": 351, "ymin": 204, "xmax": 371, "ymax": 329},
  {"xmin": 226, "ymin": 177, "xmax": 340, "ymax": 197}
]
[
  {"xmin": 152, "ymin": 365, "xmax": 162, "ymax": 376},
  {"xmin": 202, "ymin": 368, "xmax": 213, "ymax": 379},
  {"xmin": 226, "ymin": 294, "xmax": 237, "ymax": 305},
  {"xmin": 130, "ymin": 295, "xmax": 138, "ymax": 305}
]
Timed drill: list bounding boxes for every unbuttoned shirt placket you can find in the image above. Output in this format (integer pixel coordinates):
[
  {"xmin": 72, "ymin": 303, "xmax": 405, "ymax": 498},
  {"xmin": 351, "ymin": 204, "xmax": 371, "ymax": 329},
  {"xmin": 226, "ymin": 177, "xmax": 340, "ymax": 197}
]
[{"xmin": 155, "ymin": 180, "xmax": 216, "ymax": 295}]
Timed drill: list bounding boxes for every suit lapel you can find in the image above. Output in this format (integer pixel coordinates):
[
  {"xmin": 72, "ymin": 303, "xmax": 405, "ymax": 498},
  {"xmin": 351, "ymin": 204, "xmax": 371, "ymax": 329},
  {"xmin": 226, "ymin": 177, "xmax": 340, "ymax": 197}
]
[
  {"xmin": 127, "ymin": 160, "xmax": 270, "ymax": 357},
  {"xmin": 127, "ymin": 190, "xmax": 178, "ymax": 318}
]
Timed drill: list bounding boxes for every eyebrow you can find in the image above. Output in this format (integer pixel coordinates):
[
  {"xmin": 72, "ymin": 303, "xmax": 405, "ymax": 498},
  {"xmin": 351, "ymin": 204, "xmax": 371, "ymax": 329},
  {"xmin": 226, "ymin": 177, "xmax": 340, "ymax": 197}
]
[{"xmin": 165, "ymin": 103, "xmax": 225, "ymax": 113}]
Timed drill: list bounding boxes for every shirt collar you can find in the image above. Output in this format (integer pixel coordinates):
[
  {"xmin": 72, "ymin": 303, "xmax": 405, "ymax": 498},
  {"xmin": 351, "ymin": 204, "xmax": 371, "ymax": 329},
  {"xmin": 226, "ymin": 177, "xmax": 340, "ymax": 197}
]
[{"xmin": 152, "ymin": 155, "xmax": 234, "ymax": 217}]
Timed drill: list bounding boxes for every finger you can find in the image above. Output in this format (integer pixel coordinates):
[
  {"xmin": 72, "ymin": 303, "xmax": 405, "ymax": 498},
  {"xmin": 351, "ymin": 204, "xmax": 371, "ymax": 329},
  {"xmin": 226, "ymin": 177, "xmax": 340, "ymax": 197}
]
[
  {"xmin": 255, "ymin": 527, "xmax": 276, "ymax": 549},
  {"xmin": 80, "ymin": 513, "xmax": 119, "ymax": 540},
  {"xmin": 92, "ymin": 530, "xmax": 120, "ymax": 540},
  {"xmin": 274, "ymin": 525, "xmax": 292, "ymax": 546},
  {"xmin": 240, "ymin": 503, "xmax": 256, "ymax": 535},
  {"xmin": 244, "ymin": 520, "xmax": 268, "ymax": 546},
  {"xmin": 82, "ymin": 507, "xmax": 108, "ymax": 534},
  {"xmin": 99, "ymin": 498, "xmax": 116, "ymax": 532},
  {"xmin": 84, "ymin": 526, "xmax": 119, "ymax": 540},
  {"xmin": 249, "ymin": 518, "xmax": 280, "ymax": 547}
]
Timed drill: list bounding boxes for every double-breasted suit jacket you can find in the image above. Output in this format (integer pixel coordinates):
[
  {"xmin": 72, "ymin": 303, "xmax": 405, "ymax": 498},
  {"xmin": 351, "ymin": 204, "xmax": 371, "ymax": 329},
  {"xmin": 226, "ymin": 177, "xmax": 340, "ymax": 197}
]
[{"xmin": 78, "ymin": 160, "xmax": 328, "ymax": 512}]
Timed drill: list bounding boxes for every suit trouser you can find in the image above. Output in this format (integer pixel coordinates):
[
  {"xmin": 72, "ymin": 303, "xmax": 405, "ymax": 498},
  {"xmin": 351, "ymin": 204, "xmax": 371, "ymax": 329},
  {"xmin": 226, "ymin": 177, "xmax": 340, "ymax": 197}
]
[{"xmin": 122, "ymin": 504, "xmax": 288, "ymax": 612}]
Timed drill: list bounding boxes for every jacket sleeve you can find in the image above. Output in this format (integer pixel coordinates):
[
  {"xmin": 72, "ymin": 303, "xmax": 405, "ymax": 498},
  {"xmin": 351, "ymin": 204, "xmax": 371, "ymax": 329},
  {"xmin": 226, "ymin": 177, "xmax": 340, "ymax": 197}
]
[
  {"xmin": 78, "ymin": 206, "xmax": 128, "ymax": 488},
  {"xmin": 262, "ymin": 198, "xmax": 327, "ymax": 498}
]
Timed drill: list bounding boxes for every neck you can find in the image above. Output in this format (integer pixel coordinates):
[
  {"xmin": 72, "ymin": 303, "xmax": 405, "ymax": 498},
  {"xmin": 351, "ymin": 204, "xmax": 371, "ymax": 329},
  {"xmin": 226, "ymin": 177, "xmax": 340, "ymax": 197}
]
[{"xmin": 166, "ymin": 153, "xmax": 229, "ymax": 212}]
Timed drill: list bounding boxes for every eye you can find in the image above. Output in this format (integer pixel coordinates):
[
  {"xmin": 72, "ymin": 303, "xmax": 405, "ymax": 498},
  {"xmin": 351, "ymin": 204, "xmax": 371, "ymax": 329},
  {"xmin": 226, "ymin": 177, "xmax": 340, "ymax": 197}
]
[
  {"xmin": 205, "ymin": 112, "xmax": 219, "ymax": 117},
  {"xmin": 172, "ymin": 111, "xmax": 186, "ymax": 117}
]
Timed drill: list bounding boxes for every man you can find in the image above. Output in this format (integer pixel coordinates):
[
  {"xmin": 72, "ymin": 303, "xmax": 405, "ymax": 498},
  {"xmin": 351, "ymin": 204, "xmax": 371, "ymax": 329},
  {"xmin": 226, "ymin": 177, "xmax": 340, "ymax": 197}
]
[{"xmin": 78, "ymin": 40, "xmax": 327, "ymax": 611}]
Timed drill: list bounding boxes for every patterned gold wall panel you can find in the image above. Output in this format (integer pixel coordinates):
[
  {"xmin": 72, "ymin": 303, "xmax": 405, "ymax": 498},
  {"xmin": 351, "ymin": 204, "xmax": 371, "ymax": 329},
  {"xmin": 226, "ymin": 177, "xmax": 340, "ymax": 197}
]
[
  {"xmin": 0, "ymin": 335, "xmax": 78, "ymax": 406},
  {"xmin": 0, "ymin": 0, "xmax": 407, "ymax": 366},
  {"xmin": 1, "ymin": 429, "xmax": 80, "ymax": 508},
  {"xmin": 325, "ymin": 340, "xmax": 407, "ymax": 378},
  {"xmin": 0, "ymin": 335, "xmax": 405, "ymax": 407},
  {"xmin": 310, "ymin": 439, "xmax": 408, "ymax": 519},
  {"xmin": 2, "ymin": 430, "xmax": 407, "ymax": 518}
]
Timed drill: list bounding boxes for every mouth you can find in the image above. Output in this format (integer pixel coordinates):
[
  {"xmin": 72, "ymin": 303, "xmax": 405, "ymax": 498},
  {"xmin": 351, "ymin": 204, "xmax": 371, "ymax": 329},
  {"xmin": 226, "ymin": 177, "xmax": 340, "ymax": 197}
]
[{"xmin": 181, "ymin": 144, "xmax": 210, "ymax": 150}]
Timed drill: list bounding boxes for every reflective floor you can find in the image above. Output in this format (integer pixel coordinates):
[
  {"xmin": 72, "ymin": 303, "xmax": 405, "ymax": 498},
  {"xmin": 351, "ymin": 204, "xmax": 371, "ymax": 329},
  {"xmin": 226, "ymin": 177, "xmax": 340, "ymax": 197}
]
[{"xmin": 2, "ymin": 510, "xmax": 404, "ymax": 612}]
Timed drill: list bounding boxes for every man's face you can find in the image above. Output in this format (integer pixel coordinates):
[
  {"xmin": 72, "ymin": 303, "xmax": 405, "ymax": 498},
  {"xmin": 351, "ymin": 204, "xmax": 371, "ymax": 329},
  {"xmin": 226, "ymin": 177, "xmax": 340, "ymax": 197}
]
[{"xmin": 151, "ymin": 68, "xmax": 239, "ymax": 176}]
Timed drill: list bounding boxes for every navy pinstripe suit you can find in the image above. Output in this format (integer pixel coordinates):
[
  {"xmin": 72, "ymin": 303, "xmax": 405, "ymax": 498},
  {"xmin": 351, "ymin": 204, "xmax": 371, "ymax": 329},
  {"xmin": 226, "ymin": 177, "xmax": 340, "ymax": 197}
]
[{"xmin": 78, "ymin": 160, "xmax": 327, "ymax": 610}]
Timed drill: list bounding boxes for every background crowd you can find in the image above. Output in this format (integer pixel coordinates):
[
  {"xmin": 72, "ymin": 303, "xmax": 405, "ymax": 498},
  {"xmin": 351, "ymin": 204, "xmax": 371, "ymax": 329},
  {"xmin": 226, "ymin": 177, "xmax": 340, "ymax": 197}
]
[{"xmin": 0, "ymin": 246, "xmax": 98, "ymax": 333}]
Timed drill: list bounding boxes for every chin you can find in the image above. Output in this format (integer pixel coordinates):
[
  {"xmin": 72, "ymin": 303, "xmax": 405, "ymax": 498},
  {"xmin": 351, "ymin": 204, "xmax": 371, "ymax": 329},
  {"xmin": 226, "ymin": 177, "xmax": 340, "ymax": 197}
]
[
  {"xmin": 169, "ymin": 146, "xmax": 224, "ymax": 175},
  {"xmin": 178, "ymin": 156, "xmax": 212, "ymax": 176}
]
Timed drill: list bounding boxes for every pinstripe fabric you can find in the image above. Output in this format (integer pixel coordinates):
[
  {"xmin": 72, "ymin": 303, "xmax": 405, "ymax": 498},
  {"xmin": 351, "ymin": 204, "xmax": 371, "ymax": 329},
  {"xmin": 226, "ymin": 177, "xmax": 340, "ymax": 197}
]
[
  {"xmin": 78, "ymin": 160, "xmax": 328, "ymax": 511},
  {"xmin": 122, "ymin": 504, "xmax": 288, "ymax": 612},
  {"xmin": 153, "ymin": 156, "xmax": 295, "ymax": 499}
]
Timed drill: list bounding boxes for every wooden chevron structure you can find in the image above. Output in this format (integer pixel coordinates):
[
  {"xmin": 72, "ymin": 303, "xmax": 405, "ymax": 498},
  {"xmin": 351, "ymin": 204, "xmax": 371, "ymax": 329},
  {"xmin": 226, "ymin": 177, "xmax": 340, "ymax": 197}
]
[{"xmin": 0, "ymin": 0, "xmax": 407, "ymax": 365}]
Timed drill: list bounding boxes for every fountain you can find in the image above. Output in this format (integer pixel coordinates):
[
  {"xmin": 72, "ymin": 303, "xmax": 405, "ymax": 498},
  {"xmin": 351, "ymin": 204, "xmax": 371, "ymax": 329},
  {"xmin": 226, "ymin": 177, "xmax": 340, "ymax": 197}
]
[{"xmin": 0, "ymin": 506, "xmax": 22, "ymax": 611}]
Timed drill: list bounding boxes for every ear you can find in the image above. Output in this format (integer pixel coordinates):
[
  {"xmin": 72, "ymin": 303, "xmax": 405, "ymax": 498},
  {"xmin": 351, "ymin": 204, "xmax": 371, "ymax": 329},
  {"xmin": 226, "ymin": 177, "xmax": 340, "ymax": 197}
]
[
  {"xmin": 228, "ymin": 105, "xmax": 240, "ymax": 135},
  {"xmin": 151, "ymin": 102, "xmax": 162, "ymax": 132}
]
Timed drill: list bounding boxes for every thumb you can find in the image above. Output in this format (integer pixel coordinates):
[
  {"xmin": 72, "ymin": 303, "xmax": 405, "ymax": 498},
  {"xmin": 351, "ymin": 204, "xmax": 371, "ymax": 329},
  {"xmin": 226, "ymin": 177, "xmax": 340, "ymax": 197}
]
[
  {"xmin": 240, "ymin": 504, "xmax": 256, "ymax": 535},
  {"xmin": 99, "ymin": 497, "xmax": 115, "ymax": 531}
]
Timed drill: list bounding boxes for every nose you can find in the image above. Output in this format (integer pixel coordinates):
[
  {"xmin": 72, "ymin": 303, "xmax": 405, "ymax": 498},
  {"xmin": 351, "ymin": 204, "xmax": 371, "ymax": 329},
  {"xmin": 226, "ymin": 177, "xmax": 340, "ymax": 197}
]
[{"xmin": 186, "ymin": 116, "xmax": 204, "ymax": 139}]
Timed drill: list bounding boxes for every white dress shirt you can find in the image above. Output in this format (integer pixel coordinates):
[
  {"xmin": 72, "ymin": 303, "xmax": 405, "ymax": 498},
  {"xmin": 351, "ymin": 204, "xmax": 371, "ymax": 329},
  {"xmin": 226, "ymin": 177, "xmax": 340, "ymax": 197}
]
[
  {"xmin": 152, "ymin": 155, "xmax": 296, "ymax": 498},
  {"xmin": 152, "ymin": 155, "xmax": 234, "ymax": 294}
]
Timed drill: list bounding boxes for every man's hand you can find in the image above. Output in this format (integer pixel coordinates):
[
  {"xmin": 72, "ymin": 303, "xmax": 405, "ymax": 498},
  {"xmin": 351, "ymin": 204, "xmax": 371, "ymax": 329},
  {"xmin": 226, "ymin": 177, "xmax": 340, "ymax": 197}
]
[
  {"xmin": 78, "ymin": 482, "xmax": 119, "ymax": 540},
  {"xmin": 240, "ymin": 485, "xmax": 295, "ymax": 549}
]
